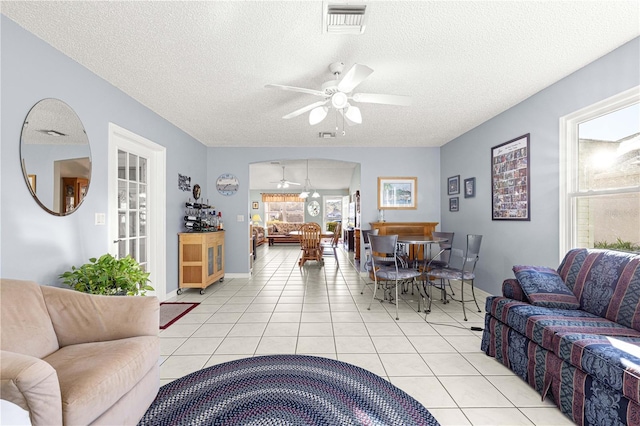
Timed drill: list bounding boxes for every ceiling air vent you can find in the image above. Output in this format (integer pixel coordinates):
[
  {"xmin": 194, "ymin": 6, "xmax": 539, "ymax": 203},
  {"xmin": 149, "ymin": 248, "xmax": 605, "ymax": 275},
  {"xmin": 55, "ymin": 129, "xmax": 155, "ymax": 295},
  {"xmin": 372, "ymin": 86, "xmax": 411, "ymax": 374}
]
[
  {"xmin": 319, "ymin": 132, "xmax": 336, "ymax": 139},
  {"xmin": 324, "ymin": 3, "xmax": 368, "ymax": 34}
]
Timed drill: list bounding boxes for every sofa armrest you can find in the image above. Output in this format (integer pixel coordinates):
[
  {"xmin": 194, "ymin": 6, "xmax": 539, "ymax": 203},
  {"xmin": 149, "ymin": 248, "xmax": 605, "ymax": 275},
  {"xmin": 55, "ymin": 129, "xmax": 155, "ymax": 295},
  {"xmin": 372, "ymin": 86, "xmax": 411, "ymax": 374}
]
[
  {"xmin": 0, "ymin": 350, "xmax": 62, "ymax": 426},
  {"xmin": 40, "ymin": 286, "xmax": 159, "ymax": 347},
  {"xmin": 502, "ymin": 278, "xmax": 529, "ymax": 302}
]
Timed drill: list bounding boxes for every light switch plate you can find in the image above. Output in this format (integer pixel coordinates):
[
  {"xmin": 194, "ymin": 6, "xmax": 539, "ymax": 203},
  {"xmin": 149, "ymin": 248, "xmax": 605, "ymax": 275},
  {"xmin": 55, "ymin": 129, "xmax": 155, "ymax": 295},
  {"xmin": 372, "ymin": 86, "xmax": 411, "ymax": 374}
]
[
  {"xmin": 95, "ymin": 213, "xmax": 106, "ymax": 225},
  {"xmin": 237, "ymin": 215, "xmax": 244, "ymax": 222}
]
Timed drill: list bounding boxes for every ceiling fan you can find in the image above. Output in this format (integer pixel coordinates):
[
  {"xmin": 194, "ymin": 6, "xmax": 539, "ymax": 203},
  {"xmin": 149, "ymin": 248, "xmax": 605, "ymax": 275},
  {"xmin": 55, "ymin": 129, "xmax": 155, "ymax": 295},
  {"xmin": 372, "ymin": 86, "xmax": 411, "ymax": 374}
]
[
  {"xmin": 265, "ymin": 62, "xmax": 412, "ymax": 126},
  {"xmin": 270, "ymin": 166, "xmax": 301, "ymax": 188}
]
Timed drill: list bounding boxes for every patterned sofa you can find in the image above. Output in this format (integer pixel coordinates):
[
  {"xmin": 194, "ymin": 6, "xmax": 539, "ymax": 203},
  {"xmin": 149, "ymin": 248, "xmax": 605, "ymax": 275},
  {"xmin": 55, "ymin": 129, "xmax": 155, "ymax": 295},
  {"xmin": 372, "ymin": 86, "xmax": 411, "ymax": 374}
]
[
  {"xmin": 253, "ymin": 226, "xmax": 266, "ymax": 246},
  {"xmin": 267, "ymin": 222, "xmax": 304, "ymax": 244},
  {"xmin": 482, "ymin": 248, "xmax": 640, "ymax": 425}
]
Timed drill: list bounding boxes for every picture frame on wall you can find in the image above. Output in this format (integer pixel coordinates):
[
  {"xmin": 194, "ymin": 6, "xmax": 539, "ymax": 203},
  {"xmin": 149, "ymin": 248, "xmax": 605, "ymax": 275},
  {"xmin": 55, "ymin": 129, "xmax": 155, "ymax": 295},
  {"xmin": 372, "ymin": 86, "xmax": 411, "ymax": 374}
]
[
  {"xmin": 449, "ymin": 197, "xmax": 459, "ymax": 212},
  {"xmin": 252, "ymin": 201, "xmax": 259, "ymax": 210},
  {"xmin": 491, "ymin": 133, "xmax": 530, "ymax": 221},
  {"xmin": 464, "ymin": 177, "xmax": 476, "ymax": 198},
  {"xmin": 377, "ymin": 177, "xmax": 417, "ymax": 209},
  {"xmin": 447, "ymin": 175, "xmax": 460, "ymax": 195}
]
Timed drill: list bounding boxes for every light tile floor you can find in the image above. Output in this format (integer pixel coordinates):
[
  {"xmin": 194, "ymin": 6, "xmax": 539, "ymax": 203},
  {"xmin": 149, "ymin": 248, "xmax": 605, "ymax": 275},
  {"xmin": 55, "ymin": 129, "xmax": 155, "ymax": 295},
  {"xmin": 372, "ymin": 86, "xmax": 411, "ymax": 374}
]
[{"xmin": 161, "ymin": 244, "xmax": 573, "ymax": 426}]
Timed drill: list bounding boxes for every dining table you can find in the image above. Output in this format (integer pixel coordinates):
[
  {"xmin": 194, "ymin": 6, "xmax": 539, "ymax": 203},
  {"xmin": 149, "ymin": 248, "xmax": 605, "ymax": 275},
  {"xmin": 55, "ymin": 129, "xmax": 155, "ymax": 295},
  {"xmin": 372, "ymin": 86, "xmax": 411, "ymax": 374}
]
[
  {"xmin": 395, "ymin": 235, "xmax": 448, "ymax": 266},
  {"xmin": 395, "ymin": 235, "xmax": 449, "ymax": 303}
]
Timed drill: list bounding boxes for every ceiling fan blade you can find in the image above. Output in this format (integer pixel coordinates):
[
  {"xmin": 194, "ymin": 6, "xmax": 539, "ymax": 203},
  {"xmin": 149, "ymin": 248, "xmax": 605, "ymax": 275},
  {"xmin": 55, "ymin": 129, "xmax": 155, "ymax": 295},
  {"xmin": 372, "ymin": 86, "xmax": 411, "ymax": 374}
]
[
  {"xmin": 352, "ymin": 93, "xmax": 412, "ymax": 106},
  {"xmin": 285, "ymin": 181, "xmax": 301, "ymax": 186},
  {"xmin": 309, "ymin": 106, "xmax": 329, "ymax": 125},
  {"xmin": 344, "ymin": 105, "xmax": 362, "ymax": 124},
  {"xmin": 265, "ymin": 84, "xmax": 325, "ymax": 97},
  {"xmin": 337, "ymin": 64, "xmax": 373, "ymax": 93},
  {"xmin": 282, "ymin": 100, "xmax": 329, "ymax": 119}
]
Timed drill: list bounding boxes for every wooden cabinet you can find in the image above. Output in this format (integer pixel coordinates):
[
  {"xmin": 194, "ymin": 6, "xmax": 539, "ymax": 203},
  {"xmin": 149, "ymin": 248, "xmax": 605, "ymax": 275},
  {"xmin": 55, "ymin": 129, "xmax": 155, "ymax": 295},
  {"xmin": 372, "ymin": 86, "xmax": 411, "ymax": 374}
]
[
  {"xmin": 369, "ymin": 222, "xmax": 438, "ymax": 237},
  {"xmin": 343, "ymin": 228, "xmax": 355, "ymax": 251},
  {"xmin": 369, "ymin": 221, "xmax": 439, "ymax": 263},
  {"xmin": 61, "ymin": 177, "xmax": 88, "ymax": 214},
  {"xmin": 178, "ymin": 231, "xmax": 224, "ymax": 294}
]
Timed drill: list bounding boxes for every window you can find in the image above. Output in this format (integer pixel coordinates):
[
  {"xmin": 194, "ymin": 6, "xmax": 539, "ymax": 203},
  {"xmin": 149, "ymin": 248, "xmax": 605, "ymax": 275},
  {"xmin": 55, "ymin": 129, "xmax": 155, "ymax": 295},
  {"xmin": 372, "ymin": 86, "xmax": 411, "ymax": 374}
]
[
  {"xmin": 323, "ymin": 196, "xmax": 343, "ymax": 231},
  {"xmin": 265, "ymin": 201, "xmax": 304, "ymax": 223},
  {"xmin": 560, "ymin": 87, "xmax": 640, "ymax": 255}
]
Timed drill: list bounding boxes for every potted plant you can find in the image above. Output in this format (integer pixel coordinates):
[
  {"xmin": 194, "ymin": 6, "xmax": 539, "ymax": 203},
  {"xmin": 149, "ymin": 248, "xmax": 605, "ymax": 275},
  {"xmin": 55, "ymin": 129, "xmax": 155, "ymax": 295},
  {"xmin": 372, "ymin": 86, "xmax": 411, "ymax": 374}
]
[{"xmin": 59, "ymin": 254, "xmax": 153, "ymax": 296}]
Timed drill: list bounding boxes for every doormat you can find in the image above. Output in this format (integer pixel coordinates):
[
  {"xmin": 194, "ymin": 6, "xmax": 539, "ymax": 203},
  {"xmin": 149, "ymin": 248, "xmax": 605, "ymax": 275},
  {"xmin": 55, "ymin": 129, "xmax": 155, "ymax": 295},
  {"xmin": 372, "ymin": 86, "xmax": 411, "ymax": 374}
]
[{"xmin": 159, "ymin": 302, "xmax": 199, "ymax": 330}]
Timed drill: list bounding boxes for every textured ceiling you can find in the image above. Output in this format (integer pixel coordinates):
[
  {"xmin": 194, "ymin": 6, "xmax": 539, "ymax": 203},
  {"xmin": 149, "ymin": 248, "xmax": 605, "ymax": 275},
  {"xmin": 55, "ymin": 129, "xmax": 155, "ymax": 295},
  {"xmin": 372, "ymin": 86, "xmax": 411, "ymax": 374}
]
[{"xmin": 3, "ymin": 1, "xmax": 639, "ymax": 151}]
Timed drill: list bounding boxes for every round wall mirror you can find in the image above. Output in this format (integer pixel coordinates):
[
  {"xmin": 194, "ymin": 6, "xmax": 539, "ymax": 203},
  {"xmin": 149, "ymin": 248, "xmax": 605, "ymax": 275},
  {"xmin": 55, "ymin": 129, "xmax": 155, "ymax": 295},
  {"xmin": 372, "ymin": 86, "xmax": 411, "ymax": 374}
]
[{"xmin": 20, "ymin": 99, "xmax": 91, "ymax": 215}]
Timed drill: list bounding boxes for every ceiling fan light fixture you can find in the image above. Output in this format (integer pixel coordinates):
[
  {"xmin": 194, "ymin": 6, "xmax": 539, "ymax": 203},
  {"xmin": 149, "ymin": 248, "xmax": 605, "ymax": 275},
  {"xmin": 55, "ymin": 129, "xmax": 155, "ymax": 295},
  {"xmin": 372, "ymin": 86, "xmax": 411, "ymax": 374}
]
[
  {"xmin": 331, "ymin": 91, "xmax": 348, "ymax": 109},
  {"xmin": 309, "ymin": 106, "xmax": 329, "ymax": 125},
  {"xmin": 344, "ymin": 104, "xmax": 362, "ymax": 124}
]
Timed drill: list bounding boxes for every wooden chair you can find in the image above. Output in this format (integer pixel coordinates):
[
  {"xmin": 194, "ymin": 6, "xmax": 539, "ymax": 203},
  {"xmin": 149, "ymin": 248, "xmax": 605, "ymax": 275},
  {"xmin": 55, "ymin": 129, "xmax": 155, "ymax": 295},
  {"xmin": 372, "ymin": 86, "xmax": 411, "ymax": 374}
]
[{"xmin": 299, "ymin": 222, "xmax": 323, "ymax": 267}]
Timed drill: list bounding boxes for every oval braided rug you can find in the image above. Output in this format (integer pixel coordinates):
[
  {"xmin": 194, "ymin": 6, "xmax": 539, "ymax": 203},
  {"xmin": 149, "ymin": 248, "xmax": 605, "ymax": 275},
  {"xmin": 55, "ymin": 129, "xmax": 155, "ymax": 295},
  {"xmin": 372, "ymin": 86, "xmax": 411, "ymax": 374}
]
[{"xmin": 140, "ymin": 354, "xmax": 439, "ymax": 426}]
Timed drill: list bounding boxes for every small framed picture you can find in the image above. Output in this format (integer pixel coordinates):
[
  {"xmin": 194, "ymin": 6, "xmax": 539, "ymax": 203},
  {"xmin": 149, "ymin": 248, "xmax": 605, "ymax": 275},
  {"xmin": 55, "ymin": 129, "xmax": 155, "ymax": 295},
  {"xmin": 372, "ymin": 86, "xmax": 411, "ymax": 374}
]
[
  {"xmin": 447, "ymin": 175, "xmax": 460, "ymax": 195},
  {"xmin": 252, "ymin": 201, "xmax": 259, "ymax": 210},
  {"xmin": 377, "ymin": 177, "xmax": 417, "ymax": 210},
  {"xmin": 464, "ymin": 177, "xmax": 476, "ymax": 198},
  {"xmin": 449, "ymin": 197, "xmax": 459, "ymax": 212}
]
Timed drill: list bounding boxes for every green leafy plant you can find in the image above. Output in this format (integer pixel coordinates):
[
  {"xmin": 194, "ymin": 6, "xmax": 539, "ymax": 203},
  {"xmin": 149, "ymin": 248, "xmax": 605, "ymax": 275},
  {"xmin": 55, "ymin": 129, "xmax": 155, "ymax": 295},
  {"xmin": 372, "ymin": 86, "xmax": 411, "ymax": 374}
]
[
  {"xmin": 59, "ymin": 254, "xmax": 153, "ymax": 296},
  {"xmin": 594, "ymin": 238, "xmax": 640, "ymax": 253}
]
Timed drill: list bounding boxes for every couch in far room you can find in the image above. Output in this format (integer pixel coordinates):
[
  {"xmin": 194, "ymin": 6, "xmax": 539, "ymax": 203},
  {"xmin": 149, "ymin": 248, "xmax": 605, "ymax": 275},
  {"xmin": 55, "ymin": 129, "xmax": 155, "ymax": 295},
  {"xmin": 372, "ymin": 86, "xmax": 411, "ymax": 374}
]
[
  {"xmin": 253, "ymin": 226, "xmax": 266, "ymax": 246},
  {"xmin": 267, "ymin": 222, "xmax": 304, "ymax": 245}
]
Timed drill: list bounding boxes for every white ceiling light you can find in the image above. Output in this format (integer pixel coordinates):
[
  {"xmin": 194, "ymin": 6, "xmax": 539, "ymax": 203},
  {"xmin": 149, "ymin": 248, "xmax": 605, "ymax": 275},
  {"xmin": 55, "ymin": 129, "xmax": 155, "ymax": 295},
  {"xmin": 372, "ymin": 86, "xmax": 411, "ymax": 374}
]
[
  {"xmin": 300, "ymin": 160, "xmax": 313, "ymax": 198},
  {"xmin": 309, "ymin": 106, "xmax": 328, "ymax": 125},
  {"xmin": 324, "ymin": 3, "xmax": 368, "ymax": 34}
]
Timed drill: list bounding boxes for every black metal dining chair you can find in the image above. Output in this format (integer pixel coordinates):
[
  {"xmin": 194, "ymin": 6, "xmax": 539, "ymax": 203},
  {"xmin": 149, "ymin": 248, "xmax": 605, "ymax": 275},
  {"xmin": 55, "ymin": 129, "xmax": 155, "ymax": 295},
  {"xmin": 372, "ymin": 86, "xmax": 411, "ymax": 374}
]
[
  {"xmin": 422, "ymin": 234, "xmax": 482, "ymax": 321},
  {"xmin": 368, "ymin": 234, "xmax": 423, "ymax": 320}
]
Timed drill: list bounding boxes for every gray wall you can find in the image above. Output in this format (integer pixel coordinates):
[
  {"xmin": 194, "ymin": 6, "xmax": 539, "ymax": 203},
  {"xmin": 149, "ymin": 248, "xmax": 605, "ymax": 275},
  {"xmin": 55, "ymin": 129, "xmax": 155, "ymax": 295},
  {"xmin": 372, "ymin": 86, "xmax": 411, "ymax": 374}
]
[
  {"xmin": 440, "ymin": 37, "xmax": 640, "ymax": 296},
  {"xmin": 208, "ymin": 147, "xmax": 441, "ymax": 273},
  {"xmin": 1, "ymin": 16, "xmax": 207, "ymax": 291}
]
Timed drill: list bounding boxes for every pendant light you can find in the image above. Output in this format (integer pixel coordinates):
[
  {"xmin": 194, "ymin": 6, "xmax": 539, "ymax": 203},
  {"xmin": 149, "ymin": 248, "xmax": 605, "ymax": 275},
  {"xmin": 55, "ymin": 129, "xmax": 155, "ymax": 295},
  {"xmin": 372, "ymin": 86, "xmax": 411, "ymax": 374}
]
[{"xmin": 299, "ymin": 160, "xmax": 311, "ymax": 199}]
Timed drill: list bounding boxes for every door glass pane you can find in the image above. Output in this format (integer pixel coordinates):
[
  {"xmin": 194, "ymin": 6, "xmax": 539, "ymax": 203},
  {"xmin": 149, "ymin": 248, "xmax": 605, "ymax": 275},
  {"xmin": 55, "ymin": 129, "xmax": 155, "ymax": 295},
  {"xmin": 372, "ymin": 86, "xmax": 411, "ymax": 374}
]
[
  {"xmin": 129, "ymin": 153, "xmax": 138, "ymax": 182},
  {"xmin": 118, "ymin": 180, "xmax": 127, "ymax": 210},
  {"xmin": 118, "ymin": 150, "xmax": 126, "ymax": 179},
  {"xmin": 139, "ymin": 157, "xmax": 147, "ymax": 184},
  {"xmin": 118, "ymin": 212, "xmax": 126, "ymax": 239},
  {"xmin": 139, "ymin": 237, "xmax": 147, "ymax": 263},
  {"xmin": 129, "ymin": 182, "xmax": 138, "ymax": 210},
  {"xmin": 139, "ymin": 184, "xmax": 147, "ymax": 209},
  {"xmin": 129, "ymin": 212, "xmax": 137, "ymax": 237},
  {"xmin": 139, "ymin": 211, "xmax": 147, "ymax": 236},
  {"xmin": 129, "ymin": 239, "xmax": 137, "ymax": 260},
  {"xmin": 118, "ymin": 241, "xmax": 126, "ymax": 259}
]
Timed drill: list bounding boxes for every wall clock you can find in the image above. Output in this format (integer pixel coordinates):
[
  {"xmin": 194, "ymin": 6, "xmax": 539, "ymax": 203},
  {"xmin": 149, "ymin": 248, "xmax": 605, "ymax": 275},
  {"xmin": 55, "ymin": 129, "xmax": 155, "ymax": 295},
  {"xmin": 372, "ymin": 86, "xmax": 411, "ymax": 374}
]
[
  {"xmin": 216, "ymin": 173, "xmax": 239, "ymax": 196},
  {"xmin": 307, "ymin": 200, "xmax": 320, "ymax": 217}
]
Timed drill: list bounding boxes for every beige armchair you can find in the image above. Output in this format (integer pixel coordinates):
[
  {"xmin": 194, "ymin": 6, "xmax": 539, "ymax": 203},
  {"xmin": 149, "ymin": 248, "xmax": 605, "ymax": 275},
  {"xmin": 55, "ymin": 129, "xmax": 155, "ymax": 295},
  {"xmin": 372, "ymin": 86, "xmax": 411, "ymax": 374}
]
[{"xmin": 0, "ymin": 279, "xmax": 160, "ymax": 425}]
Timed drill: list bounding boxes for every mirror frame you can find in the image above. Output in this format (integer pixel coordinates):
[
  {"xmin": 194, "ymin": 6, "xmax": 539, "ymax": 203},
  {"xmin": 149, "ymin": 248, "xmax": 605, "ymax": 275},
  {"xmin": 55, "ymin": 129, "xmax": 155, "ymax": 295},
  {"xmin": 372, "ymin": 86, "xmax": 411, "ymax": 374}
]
[{"xmin": 20, "ymin": 98, "xmax": 92, "ymax": 216}]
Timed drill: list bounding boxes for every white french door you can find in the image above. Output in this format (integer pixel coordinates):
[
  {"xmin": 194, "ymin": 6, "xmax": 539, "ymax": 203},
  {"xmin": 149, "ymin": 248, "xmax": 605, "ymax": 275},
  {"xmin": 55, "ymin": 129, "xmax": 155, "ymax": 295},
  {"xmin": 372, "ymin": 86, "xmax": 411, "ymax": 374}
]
[{"xmin": 108, "ymin": 123, "xmax": 166, "ymax": 301}]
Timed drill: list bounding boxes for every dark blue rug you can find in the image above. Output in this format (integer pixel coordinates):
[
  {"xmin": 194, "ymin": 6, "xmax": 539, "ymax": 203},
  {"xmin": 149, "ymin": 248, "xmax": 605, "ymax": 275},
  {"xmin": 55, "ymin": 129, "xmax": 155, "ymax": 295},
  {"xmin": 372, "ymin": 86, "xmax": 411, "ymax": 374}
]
[{"xmin": 140, "ymin": 354, "xmax": 440, "ymax": 426}]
